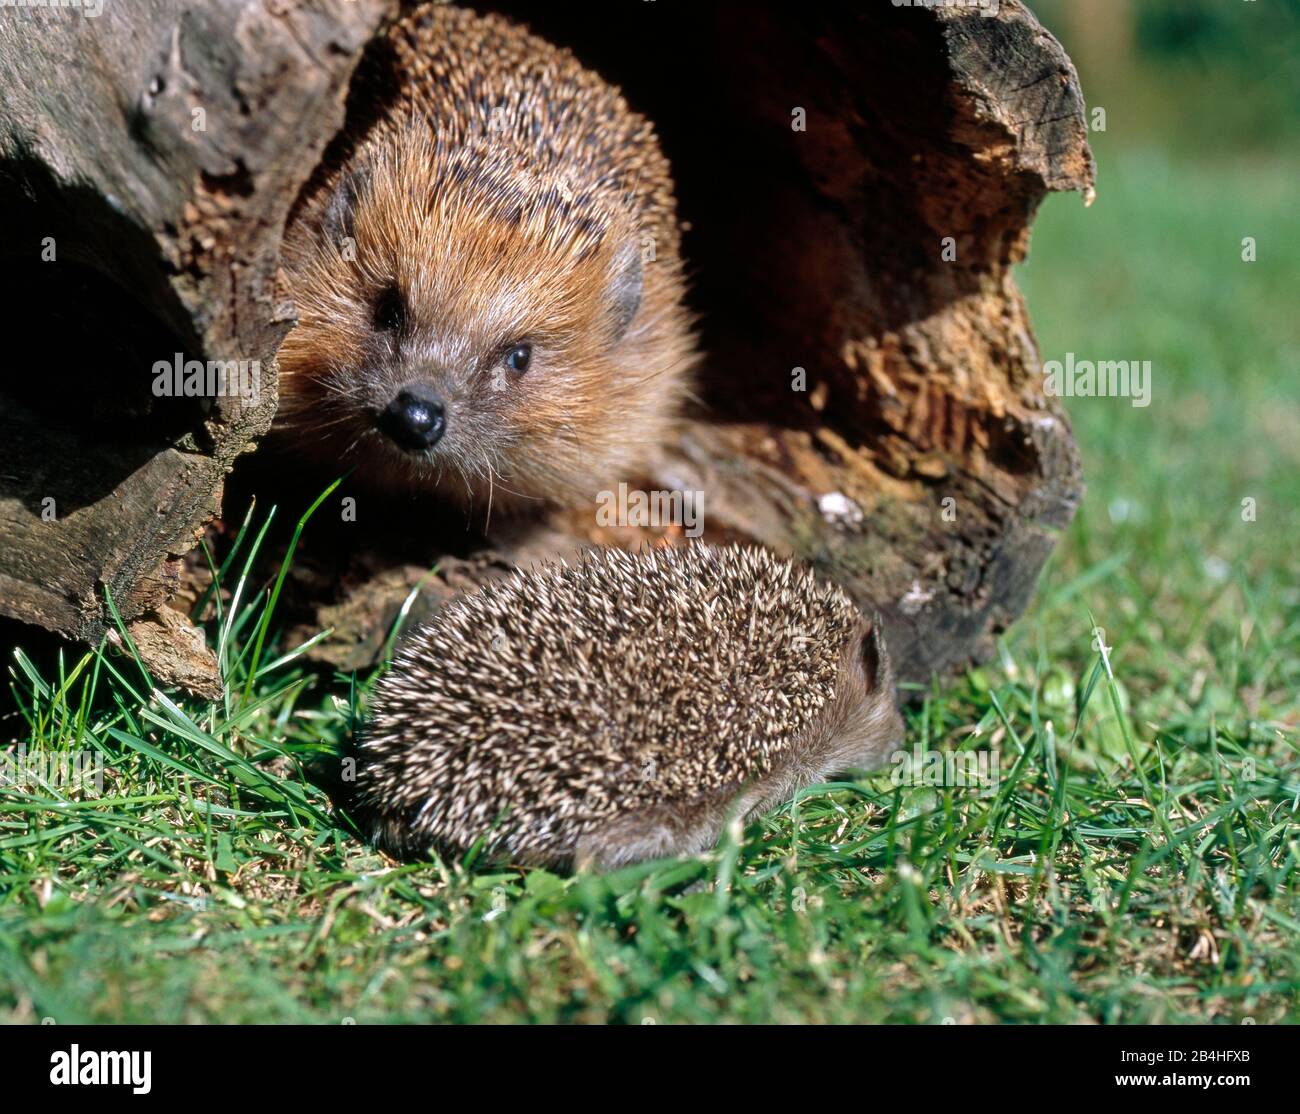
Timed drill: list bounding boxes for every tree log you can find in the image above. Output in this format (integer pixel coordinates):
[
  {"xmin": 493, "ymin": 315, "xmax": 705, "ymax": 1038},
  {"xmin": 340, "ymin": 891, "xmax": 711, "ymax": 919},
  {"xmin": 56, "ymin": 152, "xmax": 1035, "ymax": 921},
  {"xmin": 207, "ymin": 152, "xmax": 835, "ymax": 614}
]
[
  {"xmin": 0, "ymin": 0, "xmax": 1093, "ymax": 693},
  {"xmin": 0, "ymin": 0, "xmax": 394, "ymax": 694}
]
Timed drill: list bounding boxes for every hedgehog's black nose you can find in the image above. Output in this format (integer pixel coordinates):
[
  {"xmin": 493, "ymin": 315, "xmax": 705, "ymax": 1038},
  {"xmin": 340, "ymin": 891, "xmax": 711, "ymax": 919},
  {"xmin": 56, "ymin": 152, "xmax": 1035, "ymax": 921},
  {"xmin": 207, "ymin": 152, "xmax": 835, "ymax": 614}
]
[{"xmin": 379, "ymin": 386, "xmax": 446, "ymax": 451}]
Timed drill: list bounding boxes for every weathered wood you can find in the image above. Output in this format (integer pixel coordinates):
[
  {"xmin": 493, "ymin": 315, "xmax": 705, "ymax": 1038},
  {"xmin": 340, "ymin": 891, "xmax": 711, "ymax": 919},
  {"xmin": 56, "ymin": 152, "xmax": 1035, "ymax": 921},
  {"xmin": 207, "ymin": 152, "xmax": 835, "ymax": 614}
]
[
  {"xmin": 2, "ymin": 0, "xmax": 1093, "ymax": 692},
  {"xmin": 0, "ymin": 0, "xmax": 394, "ymax": 690}
]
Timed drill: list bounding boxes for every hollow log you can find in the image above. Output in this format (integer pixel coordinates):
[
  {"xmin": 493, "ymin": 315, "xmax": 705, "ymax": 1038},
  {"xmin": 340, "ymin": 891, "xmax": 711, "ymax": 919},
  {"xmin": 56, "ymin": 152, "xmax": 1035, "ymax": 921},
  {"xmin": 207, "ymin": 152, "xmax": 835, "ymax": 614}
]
[{"xmin": 0, "ymin": 0, "xmax": 1093, "ymax": 693}]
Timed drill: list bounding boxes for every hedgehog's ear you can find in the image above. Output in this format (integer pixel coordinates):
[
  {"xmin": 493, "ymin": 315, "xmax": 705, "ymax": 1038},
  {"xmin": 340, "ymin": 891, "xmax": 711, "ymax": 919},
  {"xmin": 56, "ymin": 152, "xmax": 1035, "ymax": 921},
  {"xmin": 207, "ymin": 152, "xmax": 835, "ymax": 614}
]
[
  {"xmin": 321, "ymin": 166, "xmax": 370, "ymax": 245},
  {"xmin": 862, "ymin": 614, "xmax": 895, "ymax": 693},
  {"xmin": 604, "ymin": 238, "xmax": 643, "ymax": 343}
]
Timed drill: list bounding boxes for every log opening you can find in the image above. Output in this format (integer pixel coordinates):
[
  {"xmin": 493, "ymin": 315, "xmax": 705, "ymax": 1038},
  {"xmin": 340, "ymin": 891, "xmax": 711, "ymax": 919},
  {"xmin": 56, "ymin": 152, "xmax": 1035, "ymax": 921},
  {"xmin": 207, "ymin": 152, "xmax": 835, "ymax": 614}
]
[{"xmin": 0, "ymin": 1, "xmax": 1093, "ymax": 694}]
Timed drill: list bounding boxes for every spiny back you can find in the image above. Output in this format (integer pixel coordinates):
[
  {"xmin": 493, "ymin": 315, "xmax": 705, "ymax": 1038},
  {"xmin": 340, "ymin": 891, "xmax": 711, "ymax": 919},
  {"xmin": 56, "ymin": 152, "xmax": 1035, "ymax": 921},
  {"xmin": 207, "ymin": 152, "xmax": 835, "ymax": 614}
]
[
  {"xmin": 355, "ymin": 545, "xmax": 866, "ymax": 862},
  {"xmin": 368, "ymin": 5, "xmax": 681, "ymax": 256}
]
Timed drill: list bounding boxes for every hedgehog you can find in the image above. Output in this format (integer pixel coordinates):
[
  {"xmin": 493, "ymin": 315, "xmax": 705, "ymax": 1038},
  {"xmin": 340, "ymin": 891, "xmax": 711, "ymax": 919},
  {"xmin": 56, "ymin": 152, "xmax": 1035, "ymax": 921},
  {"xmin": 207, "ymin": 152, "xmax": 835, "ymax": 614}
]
[
  {"xmin": 347, "ymin": 544, "xmax": 905, "ymax": 870},
  {"xmin": 275, "ymin": 3, "xmax": 695, "ymax": 513}
]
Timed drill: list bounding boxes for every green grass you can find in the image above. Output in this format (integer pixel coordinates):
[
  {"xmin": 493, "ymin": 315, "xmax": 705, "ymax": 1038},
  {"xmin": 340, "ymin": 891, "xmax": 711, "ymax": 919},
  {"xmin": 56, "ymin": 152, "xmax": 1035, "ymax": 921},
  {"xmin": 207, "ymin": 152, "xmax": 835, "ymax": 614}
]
[{"xmin": 2, "ymin": 146, "xmax": 1298, "ymax": 1025}]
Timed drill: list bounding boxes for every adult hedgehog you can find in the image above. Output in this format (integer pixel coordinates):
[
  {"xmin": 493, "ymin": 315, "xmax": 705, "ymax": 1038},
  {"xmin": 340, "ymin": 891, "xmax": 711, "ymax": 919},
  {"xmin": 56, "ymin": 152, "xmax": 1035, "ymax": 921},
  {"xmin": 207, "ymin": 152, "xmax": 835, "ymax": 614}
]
[{"xmin": 275, "ymin": 3, "xmax": 695, "ymax": 513}]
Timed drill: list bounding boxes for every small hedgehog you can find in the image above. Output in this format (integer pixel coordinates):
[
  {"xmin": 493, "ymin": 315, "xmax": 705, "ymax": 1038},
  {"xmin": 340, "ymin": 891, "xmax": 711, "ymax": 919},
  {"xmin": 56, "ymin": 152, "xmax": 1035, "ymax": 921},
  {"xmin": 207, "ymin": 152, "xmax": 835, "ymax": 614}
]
[
  {"xmin": 349, "ymin": 544, "xmax": 905, "ymax": 870},
  {"xmin": 276, "ymin": 4, "xmax": 695, "ymax": 511}
]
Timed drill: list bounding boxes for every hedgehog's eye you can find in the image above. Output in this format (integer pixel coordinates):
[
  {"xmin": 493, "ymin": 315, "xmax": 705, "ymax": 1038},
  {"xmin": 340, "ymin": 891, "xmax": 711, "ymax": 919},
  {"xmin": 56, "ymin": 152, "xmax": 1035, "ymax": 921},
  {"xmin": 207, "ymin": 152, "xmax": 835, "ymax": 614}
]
[
  {"xmin": 372, "ymin": 285, "xmax": 405, "ymax": 332},
  {"xmin": 504, "ymin": 343, "xmax": 532, "ymax": 374}
]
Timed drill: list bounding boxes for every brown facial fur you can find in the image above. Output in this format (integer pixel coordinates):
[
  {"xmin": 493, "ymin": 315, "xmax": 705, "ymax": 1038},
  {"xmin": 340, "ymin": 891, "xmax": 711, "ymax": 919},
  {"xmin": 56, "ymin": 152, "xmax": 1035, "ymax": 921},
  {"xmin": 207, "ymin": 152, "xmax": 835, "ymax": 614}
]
[{"xmin": 277, "ymin": 5, "xmax": 695, "ymax": 512}]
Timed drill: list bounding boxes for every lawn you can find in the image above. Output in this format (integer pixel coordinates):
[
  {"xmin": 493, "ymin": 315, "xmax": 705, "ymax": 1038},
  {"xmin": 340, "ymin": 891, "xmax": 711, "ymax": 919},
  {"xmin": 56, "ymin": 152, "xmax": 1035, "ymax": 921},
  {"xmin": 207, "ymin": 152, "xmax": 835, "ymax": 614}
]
[{"xmin": 2, "ymin": 145, "xmax": 1297, "ymax": 1025}]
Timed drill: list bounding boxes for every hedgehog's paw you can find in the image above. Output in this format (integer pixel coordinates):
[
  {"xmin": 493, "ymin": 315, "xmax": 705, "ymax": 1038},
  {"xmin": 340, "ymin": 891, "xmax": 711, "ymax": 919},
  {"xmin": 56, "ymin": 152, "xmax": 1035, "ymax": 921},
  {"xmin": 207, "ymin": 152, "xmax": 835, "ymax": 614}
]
[{"xmin": 573, "ymin": 793, "xmax": 739, "ymax": 872}]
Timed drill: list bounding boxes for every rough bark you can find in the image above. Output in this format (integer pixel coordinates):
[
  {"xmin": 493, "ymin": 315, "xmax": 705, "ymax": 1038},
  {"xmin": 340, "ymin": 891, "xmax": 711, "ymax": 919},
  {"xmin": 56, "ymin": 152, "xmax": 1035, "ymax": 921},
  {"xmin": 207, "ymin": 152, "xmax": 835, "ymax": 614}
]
[
  {"xmin": 1, "ymin": 0, "xmax": 1093, "ymax": 692},
  {"xmin": 0, "ymin": 0, "xmax": 395, "ymax": 694}
]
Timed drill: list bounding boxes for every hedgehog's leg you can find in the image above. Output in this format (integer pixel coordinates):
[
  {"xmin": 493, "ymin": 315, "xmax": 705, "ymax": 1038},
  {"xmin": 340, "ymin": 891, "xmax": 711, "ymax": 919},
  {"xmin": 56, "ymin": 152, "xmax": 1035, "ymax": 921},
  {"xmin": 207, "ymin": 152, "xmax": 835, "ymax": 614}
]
[{"xmin": 573, "ymin": 789, "xmax": 752, "ymax": 871}]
